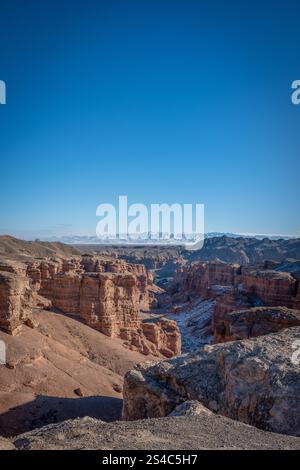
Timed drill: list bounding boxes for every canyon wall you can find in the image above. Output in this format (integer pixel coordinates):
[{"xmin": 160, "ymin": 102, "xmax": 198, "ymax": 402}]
[
  {"xmin": 26, "ymin": 256, "xmax": 155, "ymax": 337},
  {"xmin": 242, "ymin": 269, "xmax": 299, "ymax": 309},
  {"xmin": 0, "ymin": 272, "xmax": 33, "ymax": 335},
  {"xmin": 213, "ymin": 306, "xmax": 300, "ymax": 343},
  {"xmin": 170, "ymin": 261, "xmax": 300, "ymax": 343}
]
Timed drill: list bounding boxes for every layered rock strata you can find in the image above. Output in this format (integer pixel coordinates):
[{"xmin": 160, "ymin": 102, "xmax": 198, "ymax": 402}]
[
  {"xmin": 170, "ymin": 262, "xmax": 300, "ymax": 333},
  {"xmin": 0, "ymin": 272, "xmax": 33, "ymax": 335},
  {"xmin": 213, "ymin": 306, "xmax": 300, "ymax": 343},
  {"xmin": 0, "ymin": 255, "xmax": 180, "ymax": 357}
]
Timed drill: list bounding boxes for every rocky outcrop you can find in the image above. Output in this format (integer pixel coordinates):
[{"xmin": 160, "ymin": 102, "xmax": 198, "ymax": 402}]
[
  {"xmin": 212, "ymin": 291, "xmax": 252, "ymax": 329},
  {"xmin": 142, "ymin": 319, "xmax": 181, "ymax": 357},
  {"xmin": 123, "ymin": 327, "xmax": 300, "ymax": 436},
  {"xmin": 171, "ymin": 261, "xmax": 242, "ymax": 302},
  {"xmin": 21, "ymin": 256, "xmax": 156, "ymax": 341},
  {"xmin": 186, "ymin": 235, "xmax": 300, "ymax": 265},
  {"xmin": 242, "ymin": 269, "xmax": 299, "ymax": 309},
  {"xmin": 0, "ymin": 272, "xmax": 33, "ymax": 335},
  {"xmin": 0, "ymin": 437, "xmax": 15, "ymax": 450},
  {"xmin": 40, "ymin": 272, "xmax": 81, "ymax": 314},
  {"xmin": 0, "ymin": 308, "xmax": 170, "ymax": 437},
  {"xmin": 80, "ymin": 273, "xmax": 141, "ymax": 337},
  {"xmin": 213, "ymin": 306, "xmax": 300, "ymax": 343},
  {"xmin": 119, "ymin": 319, "xmax": 181, "ymax": 358},
  {"xmin": 79, "ymin": 236, "xmax": 300, "ymax": 267},
  {"xmin": 171, "ymin": 262, "xmax": 300, "ymax": 325},
  {"xmin": 168, "ymin": 400, "xmax": 214, "ymax": 417}
]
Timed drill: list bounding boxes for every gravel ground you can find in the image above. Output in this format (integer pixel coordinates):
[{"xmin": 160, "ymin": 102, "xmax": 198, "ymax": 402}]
[{"xmin": 11, "ymin": 414, "xmax": 300, "ymax": 450}]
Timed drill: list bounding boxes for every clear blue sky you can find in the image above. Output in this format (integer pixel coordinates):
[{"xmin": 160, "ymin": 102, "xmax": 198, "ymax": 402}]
[{"xmin": 0, "ymin": 0, "xmax": 299, "ymax": 239}]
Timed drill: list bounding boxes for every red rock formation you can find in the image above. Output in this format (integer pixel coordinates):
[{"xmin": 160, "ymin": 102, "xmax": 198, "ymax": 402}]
[
  {"xmin": 0, "ymin": 260, "xmax": 27, "ymax": 276},
  {"xmin": 213, "ymin": 306, "xmax": 300, "ymax": 343},
  {"xmin": 141, "ymin": 319, "xmax": 181, "ymax": 357},
  {"xmin": 40, "ymin": 273, "xmax": 82, "ymax": 314},
  {"xmin": 171, "ymin": 262, "xmax": 300, "ymax": 329},
  {"xmin": 212, "ymin": 290, "xmax": 252, "ymax": 338},
  {"xmin": 0, "ymin": 272, "xmax": 33, "ymax": 335},
  {"xmin": 80, "ymin": 273, "xmax": 141, "ymax": 337},
  {"xmin": 0, "ymin": 254, "xmax": 179, "ymax": 357},
  {"xmin": 119, "ymin": 319, "xmax": 181, "ymax": 358},
  {"xmin": 242, "ymin": 269, "xmax": 298, "ymax": 308},
  {"xmin": 293, "ymin": 284, "xmax": 300, "ymax": 310},
  {"xmin": 171, "ymin": 261, "xmax": 242, "ymax": 301}
]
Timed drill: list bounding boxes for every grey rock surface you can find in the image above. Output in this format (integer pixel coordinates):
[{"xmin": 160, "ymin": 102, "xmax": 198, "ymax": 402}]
[
  {"xmin": 12, "ymin": 415, "xmax": 300, "ymax": 450},
  {"xmin": 123, "ymin": 327, "xmax": 300, "ymax": 436}
]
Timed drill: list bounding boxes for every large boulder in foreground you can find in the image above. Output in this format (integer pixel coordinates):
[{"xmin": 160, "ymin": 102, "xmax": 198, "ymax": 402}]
[
  {"xmin": 123, "ymin": 327, "xmax": 300, "ymax": 436},
  {"xmin": 213, "ymin": 306, "xmax": 300, "ymax": 343}
]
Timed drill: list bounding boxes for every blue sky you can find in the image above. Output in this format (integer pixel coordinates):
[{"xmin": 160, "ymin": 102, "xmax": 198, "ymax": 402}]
[{"xmin": 0, "ymin": 0, "xmax": 299, "ymax": 239}]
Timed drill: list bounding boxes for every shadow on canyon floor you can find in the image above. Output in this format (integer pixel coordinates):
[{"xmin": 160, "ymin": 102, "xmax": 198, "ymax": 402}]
[{"xmin": 0, "ymin": 395, "xmax": 123, "ymax": 437}]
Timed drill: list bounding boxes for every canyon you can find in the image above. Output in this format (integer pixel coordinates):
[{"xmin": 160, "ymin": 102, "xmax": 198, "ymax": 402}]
[
  {"xmin": 0, "ymin": 253, "xmax": 180, "ymax": 358},
  {"xmin": 168, "ymin": 259, "xmax": 300, "ymax": 344},
  {"xmin": 0, "ymin": 235, "xmax": 300, "ymax": 449}
]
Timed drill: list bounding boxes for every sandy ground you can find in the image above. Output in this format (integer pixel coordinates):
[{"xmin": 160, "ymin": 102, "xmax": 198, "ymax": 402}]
[{"xmin": 0, "ymin": 309, "xmax": 159, "ymax": 437}]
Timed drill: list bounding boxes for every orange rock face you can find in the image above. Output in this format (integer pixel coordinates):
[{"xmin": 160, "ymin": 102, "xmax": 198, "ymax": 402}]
[
  {"xmin": 0, "ymin": 272, "xmax": 33, "ymax": 335},
  {"xmin": 171, "ymin": 261, "xmax": 300, "ymax": 346},
  {"xmin": 142, "ymin": 319, "xmax": 181, "ymax": 357},
  {"xmin": 242, "ymin": 269, "xmax": 299, "ymax": 308},
  {"xmin": 120, "ymin": 319, "xmax": 181, "ymax": 358},
  {"xmin": 79, "ymin": 273, "xmax": 141, "ymax": 337},
  {"xmin": 0, "ymin": 254, "xmax": 180, "ymax": 358},
  {"xmin": 172, "ymin": 261, "xmax": 242, "ymax": 301},
  {"xmin": 26, "ymin": 256, "xmax": 155, "ymax": 338}
]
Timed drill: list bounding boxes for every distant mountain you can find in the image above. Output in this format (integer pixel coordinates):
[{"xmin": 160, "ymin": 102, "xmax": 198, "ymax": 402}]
[
  {"xmin": 1, "ymin": 234, "xmax": 299, "ymax": 265},
  {"xmin": 187, "ymin": 235, "xmax": 300, "ymax": 264},
  {"xmin": 74, "ymin": 235, "xmax": 300, "ymax": 266},
  {"xmin": 34, "ymin": 232, "xmax": 298, "ymax": 245},
  {"xmin": 205, "ymin": 232, "xmax": 298, "ymax": 240}
]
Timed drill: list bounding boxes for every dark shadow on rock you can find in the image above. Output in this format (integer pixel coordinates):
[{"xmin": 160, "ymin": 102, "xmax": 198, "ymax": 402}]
[{"xmin": 0, "ymin": 395, "xmax": 123, "ymax": 437}]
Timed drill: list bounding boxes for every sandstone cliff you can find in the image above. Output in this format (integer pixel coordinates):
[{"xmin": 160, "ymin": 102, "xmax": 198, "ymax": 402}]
[
  {"xmin": 123, "ymin": 327, "xmax": 300, "ymax": 436},
  {"xmin": 242, "ymin": 269, "xmax": 299, "ymax": 309},
  {"xmin": 213, "ymin": 306, "xmax": 300, "ymax": 343},
  {"xmin": 170, "ymin": 261, "xmax": 300, "ymax": 331},
  {"xmin": 0, "ymin": 272, "xmax": 33, "ymax": 335},
  {"xmin": 0, "ymin": 255, "xmax": 180, "ymax": 357}
]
